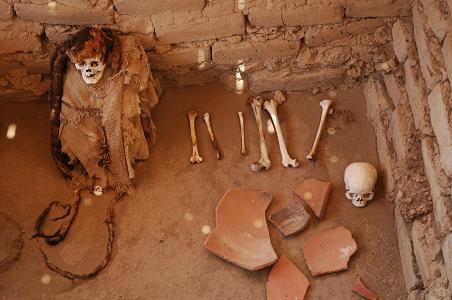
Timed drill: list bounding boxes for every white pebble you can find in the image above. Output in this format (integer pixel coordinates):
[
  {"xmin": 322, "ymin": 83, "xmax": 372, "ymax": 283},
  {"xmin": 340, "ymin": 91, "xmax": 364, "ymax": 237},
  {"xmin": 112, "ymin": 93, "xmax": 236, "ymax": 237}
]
[
  {"xmin": 201, "ymin": 225, "xmax": 211, "ymax": 235},
  {"xmin": 6, "ymin": 124, "xmax": 17, "ymax": 139},
  {"xmin": 41, "ymin": 274, "xmax": 51, "ymax": 285}
]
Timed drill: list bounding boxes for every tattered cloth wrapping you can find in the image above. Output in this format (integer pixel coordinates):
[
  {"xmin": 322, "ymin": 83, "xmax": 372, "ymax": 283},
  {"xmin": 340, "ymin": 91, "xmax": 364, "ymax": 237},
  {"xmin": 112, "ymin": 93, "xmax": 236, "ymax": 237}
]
[{"xmin": 59, "ymin": 36, "xmax": 158, "ymax": 195}]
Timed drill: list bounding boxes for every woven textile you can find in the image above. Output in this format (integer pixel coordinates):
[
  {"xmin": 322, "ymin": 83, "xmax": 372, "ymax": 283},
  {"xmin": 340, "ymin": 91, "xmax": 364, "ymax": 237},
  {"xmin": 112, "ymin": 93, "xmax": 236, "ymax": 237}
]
[{"xmin": 59, "ymin": 36, "xmax": 156, "ymax": 194}]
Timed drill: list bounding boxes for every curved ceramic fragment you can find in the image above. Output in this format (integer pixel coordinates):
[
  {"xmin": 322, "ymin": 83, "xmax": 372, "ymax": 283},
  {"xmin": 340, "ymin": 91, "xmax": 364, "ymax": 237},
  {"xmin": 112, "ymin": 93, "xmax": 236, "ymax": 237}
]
[
  {"xmin": 267, "ymin": 255, "xmax": 310, "ymax": 300},
  {"xmin": 294, "ymin": 178, "xmax": 333, "ymax": 219},
  {"xmin": 352, "ymin": 277, "xmax": 378, "ymax": 300},
  {"xmin": 268, "ymin": 202, "xmax": 310, "ymax": 237},
  {"xmin": 303, "ymin": 226, "xmax": 357, "ymax": 276},
  {"xmin": 205, "ymin": 188, "xmax": 277, "ymax": 271}
]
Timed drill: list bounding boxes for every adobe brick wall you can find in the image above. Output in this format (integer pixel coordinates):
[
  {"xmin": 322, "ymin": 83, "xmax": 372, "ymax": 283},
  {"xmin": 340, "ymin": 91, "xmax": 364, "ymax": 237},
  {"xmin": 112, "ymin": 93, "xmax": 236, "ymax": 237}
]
[
  {"xmin": 363, "ymin": 1, "xmax": 452, "ymax": 297},
  {"xmin": 0, "ymin": 0, "xmax": 409, "ymax": 97},
  {"xmin": 0, "ymin": 1, "xmax": 451, "ymax": 298}
]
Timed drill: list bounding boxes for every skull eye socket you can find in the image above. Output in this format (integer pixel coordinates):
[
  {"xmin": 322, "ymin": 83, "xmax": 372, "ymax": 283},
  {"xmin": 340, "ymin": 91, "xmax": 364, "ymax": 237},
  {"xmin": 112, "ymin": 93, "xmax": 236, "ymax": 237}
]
[
  {"xmin": 362, "ymin": 192, "xmax": 374, "ymax": 199},
  {"xmin": 90, "ymin": 61, "xmax": 99, "ymax": 67}
]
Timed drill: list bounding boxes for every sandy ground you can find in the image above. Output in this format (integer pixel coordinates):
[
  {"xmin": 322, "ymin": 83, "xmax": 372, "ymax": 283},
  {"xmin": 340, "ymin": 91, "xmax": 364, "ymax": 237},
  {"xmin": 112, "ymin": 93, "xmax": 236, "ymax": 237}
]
[{"xmin": 0, "ymin": 83, "xmax": 406, "ymax": 299}]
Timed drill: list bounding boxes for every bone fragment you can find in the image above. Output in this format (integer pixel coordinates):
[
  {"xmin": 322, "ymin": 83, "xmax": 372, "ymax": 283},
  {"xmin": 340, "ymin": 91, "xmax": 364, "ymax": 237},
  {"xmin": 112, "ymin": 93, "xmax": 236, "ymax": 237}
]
[
  {"xmin": 238, "ymin": 112, "xmax": 247, "ymax": 156},
  {"xmin": 188, "ymin": 111, "xmax": 203, "ymax": 164},
  {"xmin": 203, "ymin": 112, "xmax": 222, "ymax": 160},
  {"xmin": 307, "ymin": 99, "xmax": 333, "ymax": 161},
  {"xmin": 93, "ymin": 186, "xmax": 103, "ymax": 196},
  {"xmin": 125, "ymin": 145, "xmax": 135, "ymax": 179},
  {"xmin": 264, "ymin": 99, "xmax": 299, "ymax": 168},
  {"xmin": 273, "ymin": 90, "xmax": 286, "ymax": 104},
  {"xmin": 249, "ymin": 96, "xmax": 271, "ymax": 171}
]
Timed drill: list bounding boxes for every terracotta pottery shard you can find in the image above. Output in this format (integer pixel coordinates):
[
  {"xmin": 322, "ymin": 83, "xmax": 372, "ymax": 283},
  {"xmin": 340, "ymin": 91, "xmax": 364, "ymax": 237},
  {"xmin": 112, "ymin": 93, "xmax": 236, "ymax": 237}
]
[
  {"xmin": 204, "ymin": 188, "xmax": 277, "ymax": 271},
  {"xmin": 294, "ymin": 178, "xmax": 333, "ymax": 219},
  {"xmin": 302, "ymin": 226, "xmax": 357, "ymax": 276},
  {"xmin": 352, "ymin": 277, "xmax": 378, "ymax": 300},
  {"xmin": 266, "ymin": 255, "xmax": 310, "ymax": 300},
  {"xmin": 268, "ymin": 202, "xmax": 310, "ymax": 237}
]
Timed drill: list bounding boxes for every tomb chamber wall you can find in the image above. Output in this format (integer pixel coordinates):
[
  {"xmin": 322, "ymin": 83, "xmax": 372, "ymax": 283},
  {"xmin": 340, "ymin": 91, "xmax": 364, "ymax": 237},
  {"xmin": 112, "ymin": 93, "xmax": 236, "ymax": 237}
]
[
  {"xmin": 363, "ymin": 1, "xmax": 452, "ymax": 298},
  {"xmin": 0, "ymin": 0, "xmax": 410, "ymax": 96},
  {"xmin": 0, "ymin": 2, "xmax": 451, "ymax": 299}
]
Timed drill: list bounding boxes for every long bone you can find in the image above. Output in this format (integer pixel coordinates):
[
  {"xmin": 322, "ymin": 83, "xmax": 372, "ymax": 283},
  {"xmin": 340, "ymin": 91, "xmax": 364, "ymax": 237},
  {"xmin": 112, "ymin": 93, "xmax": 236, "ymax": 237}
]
[
  {"xmin": 203, "ymin": 112, "xmax": 222, "ymax": 160},
  {"xmin": 249, "ymin": 96, "xmax": 271, "ymax": 171},
  {"xmin": 188, "ymin": 111, "xmax": 203, "ymax": 164},
  {"xmin": 238, "ymin": 112, "xmax": 247, "ymax": 156},
  {"xmin": 264, "ymin": 98, "xmax": 299, "ymax": 168},
  {"xmin": 306, "ymin": 99, "xmax": 333, "ymax": 161}
]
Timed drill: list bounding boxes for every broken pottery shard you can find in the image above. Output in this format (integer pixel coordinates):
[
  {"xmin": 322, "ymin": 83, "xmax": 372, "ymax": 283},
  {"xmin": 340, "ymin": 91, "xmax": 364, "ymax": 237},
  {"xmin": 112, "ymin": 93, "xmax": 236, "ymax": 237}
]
[
  {"xmin": 266, "ymin": 255, "xmax": 310, "ymax": 300},
  {"xmin": 268, "ymin": 202, "xmax": 310, "ymax": 236},
  {"xmin": 205, "ymin": 188, "xmax": 277, "ymax": 271},
  {"xmin": 294, "ymin": 178, "xmax": 333, "ymax": 219},
  {"xmin": 302, "ymin": 226, "xmax": 357, "ymax": 276},
  {"xmin": 352, "ymin": 277, "xmax": 378, "ymax": 300}
]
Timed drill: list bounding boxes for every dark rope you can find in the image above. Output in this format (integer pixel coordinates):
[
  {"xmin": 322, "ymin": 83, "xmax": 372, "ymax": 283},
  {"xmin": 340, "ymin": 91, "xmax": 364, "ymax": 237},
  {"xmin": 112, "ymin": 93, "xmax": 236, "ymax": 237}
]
[
  {"xmin": 32, "ymin": 195, "xmax": 81, "ymax": 245},
  {"xmin": 33, "ymin": 191, "xmax": 119, "ymax": 280}
]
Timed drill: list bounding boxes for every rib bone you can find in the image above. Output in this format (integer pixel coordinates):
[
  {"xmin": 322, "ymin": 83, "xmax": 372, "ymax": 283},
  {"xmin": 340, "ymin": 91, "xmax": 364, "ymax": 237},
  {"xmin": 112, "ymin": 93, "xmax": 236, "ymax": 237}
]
[
  {"xmin": 249, "ymin": 96, "xmax": 271, "ymax": 171},
  {"xmin": 203, "ymin": 112, "xmax": 222, "ymax": 160},
  {"xmin": 238, "ymin": 112, "xmax": 247, "ymax": 156},
  {"xmin": 264, "ymin": 99, "xmax": 299, "ymax": 168},
  {"xmin": 188, "ymin": 111, "xmax": 203, "ymax": 164},
  {"xmin": 307, "ymin": 99, "xmax": 333, "ymax": 161}
]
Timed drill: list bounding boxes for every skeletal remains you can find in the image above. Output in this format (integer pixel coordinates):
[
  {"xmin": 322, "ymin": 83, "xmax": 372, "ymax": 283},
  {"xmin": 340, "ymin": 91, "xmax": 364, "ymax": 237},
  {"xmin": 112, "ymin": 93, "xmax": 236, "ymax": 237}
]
[
  {"xmin": 238, "ymin": 112, "xmax": 247, "ymax": 156},
  {"xmin": 263, "ymin": 92, "xmax": 299, "ymax": 168},
  {"xmin": 249, "ymin": 96, "xmax": 271, "ymax": 171},
  {"xmin": 307, "ymin": 99, "xmax": 333, "ymax": 161},
  {"xmin": 188, "ymin": 111, "xmax": 203, "ymax": 164},
  {"xmin": 187, "ymin": 92, "xmax": 335, "ymax": 167},
  {"xmin": 344, "ymin": 162, "xmax": 378, "ymax": 207},
  {"xmin": 203, "ymin": 112, "xmax": 222, "ymax": 160}
]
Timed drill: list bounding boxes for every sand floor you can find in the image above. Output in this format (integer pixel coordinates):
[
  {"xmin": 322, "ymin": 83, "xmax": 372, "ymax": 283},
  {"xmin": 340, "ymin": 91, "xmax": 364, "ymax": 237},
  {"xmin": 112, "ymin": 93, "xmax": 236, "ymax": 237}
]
[{"xmin": 0, "ymin": 84, "xmax": 406, "ymax": 299}]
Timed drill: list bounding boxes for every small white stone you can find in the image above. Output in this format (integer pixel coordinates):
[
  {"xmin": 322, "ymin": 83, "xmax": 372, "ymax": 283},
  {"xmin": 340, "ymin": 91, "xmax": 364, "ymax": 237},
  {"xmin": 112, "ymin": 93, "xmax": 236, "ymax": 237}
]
[
  {"xmin": 201, "ymin": 225, "xmax": 211, "ymax": 235},
  {"xmin": 41, "ymin": 274, "xmax": 51, "ymax": 285},
  {"xmin": 184, "ymin": 212, "xmax": 194, "ymax": 221},
  {"xmin": 6, "ymin": 124, "xmax": 17, "ymax": 139}
]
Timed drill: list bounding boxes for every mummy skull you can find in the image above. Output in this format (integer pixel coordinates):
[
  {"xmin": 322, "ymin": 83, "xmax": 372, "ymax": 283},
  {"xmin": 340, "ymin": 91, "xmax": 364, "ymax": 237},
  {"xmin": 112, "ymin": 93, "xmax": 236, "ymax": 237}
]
[
  {"xmin": 344, "ymin": 162, "xmax": 377, "ymax": 207},
  {"xmin": 75, "ymin": 56, "xmax": 106, "ymax": 84}
]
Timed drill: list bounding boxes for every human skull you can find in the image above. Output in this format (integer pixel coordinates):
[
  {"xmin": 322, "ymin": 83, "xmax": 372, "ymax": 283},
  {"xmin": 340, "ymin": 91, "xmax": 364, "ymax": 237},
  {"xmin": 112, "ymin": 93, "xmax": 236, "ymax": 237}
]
[
  {"xmin": 93, "ymin": 185, "xmax": 103, "ymax": 196},
  {"xmin": 75, "ymin": 56, "xmax": 106, "ymax": 84},
  {"xmin": 344, "ymin": 162, "xmax": 377, "ymax": 207}
]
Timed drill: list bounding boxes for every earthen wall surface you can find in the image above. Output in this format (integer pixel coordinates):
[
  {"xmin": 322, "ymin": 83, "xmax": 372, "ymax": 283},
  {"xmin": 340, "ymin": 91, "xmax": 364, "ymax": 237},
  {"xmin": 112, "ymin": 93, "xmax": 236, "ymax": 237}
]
[
  {"xmin": 363, "ymin": 1, "xmax": 452, "ymax": 297},
  {"xmin": 0, "ymin": 0, "xmax": 411, "ymax": 97}
]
